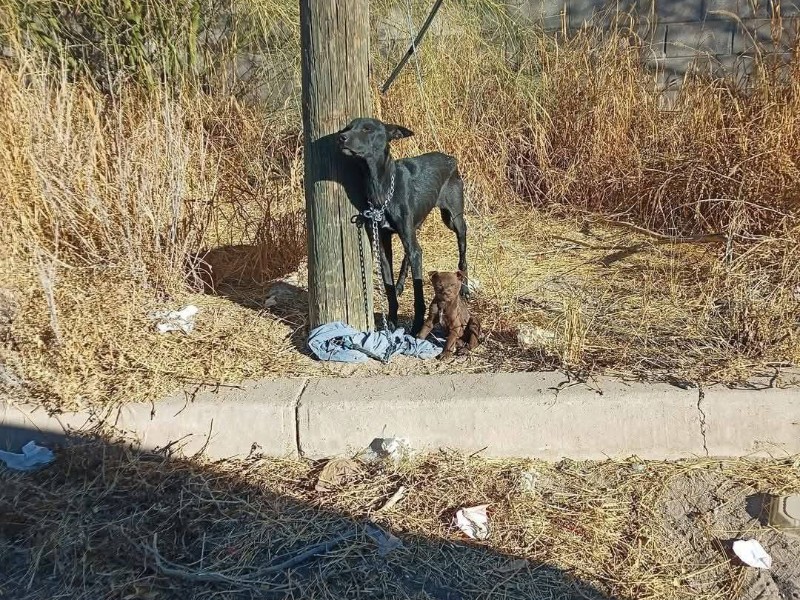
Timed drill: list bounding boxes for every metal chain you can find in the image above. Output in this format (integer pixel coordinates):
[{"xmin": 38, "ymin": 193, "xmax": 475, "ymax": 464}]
[
  {"xmin": 362, "ymin": 169, "xmax": 395, "ymax": 334},
  {"xmin": 361, "ymin": 168, "xmax": 396, "ymax": 225},
  {"xmin": 355, "ymin": 218, "xmax": 370, "ymax": 322},
  {"xmin": 353, "ymin": 168, "xmax": 396, "ymax": 349},
  {"xmin": 353, "ymin": 229, "xmax": 393, "ymax": 364},
  {"xmin": 369, "ymin": 217, "xmax": 389, "ymax": 333}
]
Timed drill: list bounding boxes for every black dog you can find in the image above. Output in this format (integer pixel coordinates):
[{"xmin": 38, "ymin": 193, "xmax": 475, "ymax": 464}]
[{"xmin": 338, "ymin": 117, "xmax": 468, "ymax": 335}]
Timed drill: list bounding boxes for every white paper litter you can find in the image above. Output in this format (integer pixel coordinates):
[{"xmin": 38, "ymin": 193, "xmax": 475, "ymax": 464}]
[
  {"xmin": 149, "ymin": 305, "xmax": 199, "ymax": 334},
  {"xmin": 0, "ymin": 364, "xmax": 21, "ymax": 388},
  {"xmin": 363, "ymin": 437, "xmax": 412, "ymax": 464},
  {"xmin": 733, "ymin": 539, "xmax": 772, "ymax": 569},
  {"xmin": 454, "ymin": 504, "xmax": 490, "ymax": 540},
  {"xmin": 519, "ymin": 470, "xmax": 539, "ymax": 493},
  {"xmin": 466, "ymin": 276, "xmax": 482, "ymax": 294},
  {"xmin": 516, "ymin": 325, "xmax": 556, "ymax": 350},
  {"xmin": 0, "ymin": 441, "xmax": 55, "ymax": 472}
]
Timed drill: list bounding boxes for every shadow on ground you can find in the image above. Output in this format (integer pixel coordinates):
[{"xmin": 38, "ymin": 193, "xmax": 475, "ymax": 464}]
[{"xmin": 0, "ymin": 425, "xmax": 617, "ymax": 600}]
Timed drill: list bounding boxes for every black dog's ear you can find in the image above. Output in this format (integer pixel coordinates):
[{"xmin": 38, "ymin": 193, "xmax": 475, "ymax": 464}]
[{"xmin": 385, "ymin": 124, "xmax": 414, "ymax": 140}]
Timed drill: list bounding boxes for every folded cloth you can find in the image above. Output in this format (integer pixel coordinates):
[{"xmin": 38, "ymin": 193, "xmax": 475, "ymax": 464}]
[{"xmin": 307, "ymin": 321, "xmax": 442, "ymax": 363}]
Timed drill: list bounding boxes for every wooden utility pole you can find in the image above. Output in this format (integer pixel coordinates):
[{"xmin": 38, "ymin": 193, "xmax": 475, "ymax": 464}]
[{"xmin": 300, "ymin": 0, "xmax": 373, "ymax": 331}]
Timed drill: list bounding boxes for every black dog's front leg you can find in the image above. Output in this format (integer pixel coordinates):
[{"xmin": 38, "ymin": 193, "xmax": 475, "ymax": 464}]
[
  {"xmin": 401, "ymin": 232, "xmax": 426, "ymax": 335},
  {"xmin": 378, "ymin": 230, "xmax": 399, "ymax": 329}
]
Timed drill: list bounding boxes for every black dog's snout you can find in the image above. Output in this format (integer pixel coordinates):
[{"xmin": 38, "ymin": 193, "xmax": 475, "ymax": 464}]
[{"xmin": 338, "ymin": 132, "xmax": 349, "ymax": 145}]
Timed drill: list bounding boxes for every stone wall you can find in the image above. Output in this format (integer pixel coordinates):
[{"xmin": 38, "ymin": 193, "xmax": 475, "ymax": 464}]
[{"xmin": 507, "ymin": 0, "xmax": 799, "ymax": 95}]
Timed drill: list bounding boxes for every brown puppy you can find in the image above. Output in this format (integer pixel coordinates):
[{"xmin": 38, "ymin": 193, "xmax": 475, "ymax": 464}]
[{"xmin": 417, "ymin": 271, "xmax": 482, "ymax": 360}]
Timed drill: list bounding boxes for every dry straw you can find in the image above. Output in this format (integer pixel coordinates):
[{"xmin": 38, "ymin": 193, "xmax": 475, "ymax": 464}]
[{"xmin": 1, "ymin": 439, "xmax": 799, "ymax": 599}]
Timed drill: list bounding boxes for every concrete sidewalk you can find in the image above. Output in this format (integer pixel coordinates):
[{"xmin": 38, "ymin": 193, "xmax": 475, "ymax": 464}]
[{"xmin": 2, "ymin": 372, "xmax": 798, "ymax": 460}]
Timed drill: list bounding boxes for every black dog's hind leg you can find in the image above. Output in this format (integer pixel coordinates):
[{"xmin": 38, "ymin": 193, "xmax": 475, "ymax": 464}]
[
  {"xmin": 439, "ymin": 172, "xmax": 469, "ymax": 296},
  {"xmin": 379, "ymin": 230, "xmax": 399, "ymax": 329},
  {"xmin": 395, "ymin": 254, "xmax": 410, "ymax": 296},
  {"xmin": 452, "ymin": 212, "xmax": 468, "ymax": 297},
  {"xmin": 440, "ymin": 207, "xmax": 469, "ymax": 298}
]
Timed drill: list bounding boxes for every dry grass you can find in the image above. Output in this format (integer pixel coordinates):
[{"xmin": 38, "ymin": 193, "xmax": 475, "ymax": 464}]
[
  {"xmin": 415, "ymin": 209, "xmax": 798, "ymax": 383},
  {"xmin": 1, "ymin": 440, "xmax": 799, "ymax": 599},
  {"xmin": 0, "ymin": 0, "xmax": 798, "ymax": 409},
  {"xmin": 0, "ymin": 62, "xmax": 307, "ymax": 408}
]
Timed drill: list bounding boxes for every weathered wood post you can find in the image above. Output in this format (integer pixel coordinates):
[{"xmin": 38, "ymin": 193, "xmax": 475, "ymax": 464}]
[{"xmin": 300, "ymin": 0, "xmax": 373, "ymax": 331}]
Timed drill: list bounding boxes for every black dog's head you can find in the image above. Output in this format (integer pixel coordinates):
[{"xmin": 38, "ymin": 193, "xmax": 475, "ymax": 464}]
[{"xmin": 338, "ymin": 118, "xmax": 414, "ymax": 160}]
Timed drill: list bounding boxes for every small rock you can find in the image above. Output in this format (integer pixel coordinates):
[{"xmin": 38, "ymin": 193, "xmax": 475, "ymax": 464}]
[
  {"xmin": 314, "ymin": 457, "xmax": 361, "ymax": 492},
  {"xmin": 768, "ymin": 494, "xmax": 800, "ymax": 535}
]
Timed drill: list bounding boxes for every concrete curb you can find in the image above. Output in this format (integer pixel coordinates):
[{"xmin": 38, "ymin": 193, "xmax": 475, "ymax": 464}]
[
  {"xmin": 297, "ymin": 373, "xmax": 705, "ymax": 459},
  {"xmin": 702, "ymin": 384, "xmax": 800, "ymax": 457},
  {"xmin": 2, "ymin": 373, "xmax": 798, "ymax": 461},
  {"xmin": 1, "ymin": 378, "xmax": 307, "ymax": 459}
]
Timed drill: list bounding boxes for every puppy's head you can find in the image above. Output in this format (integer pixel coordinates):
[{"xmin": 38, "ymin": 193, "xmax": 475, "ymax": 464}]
[
  {"xmin": 429, "ymin": 270, "xmax": 463, "ymax": 302},
  {"xmin": 338, "ymin": 118, "xmax": 413, "ymax": 159}
]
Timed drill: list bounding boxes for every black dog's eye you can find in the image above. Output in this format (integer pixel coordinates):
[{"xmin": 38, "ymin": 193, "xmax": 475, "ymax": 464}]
[{"xmin": 362, "ymin": 125, "xmax": 373, "ymax": 132}]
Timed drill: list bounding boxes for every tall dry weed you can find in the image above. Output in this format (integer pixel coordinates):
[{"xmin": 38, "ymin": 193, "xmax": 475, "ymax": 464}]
[{"xmin": 0, "ymin": 43, "xmax": 304, "ymax": 406}]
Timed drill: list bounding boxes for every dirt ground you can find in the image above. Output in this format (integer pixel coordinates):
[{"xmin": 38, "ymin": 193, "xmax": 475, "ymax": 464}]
[
  {"xmin": 660, "ymin": 470, "xmax": 800, "ymax": 600},
  {"xmin": 2, "ymin": 206, "xmax": 797, "ymax": 411},
  {"xmin": 1, "ymin": 440, "xmax": 799, "ymax": 600},
  {"xmin": 208, "ymin": 206, "xmax": 797, "ymax": 383}
]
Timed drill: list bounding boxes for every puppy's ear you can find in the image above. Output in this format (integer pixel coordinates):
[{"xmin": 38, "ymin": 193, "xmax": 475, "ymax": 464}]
[
  {"xmin": 455, "ymin": 270, "xmax": 464, "ymax": 281},
  {"xmin": 428, "ymin": 270, "xmax": 438, "ymax": 282},
  {"xmin": 385, "ymin": 123, "xmax": 414, "ymax": 140}
]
